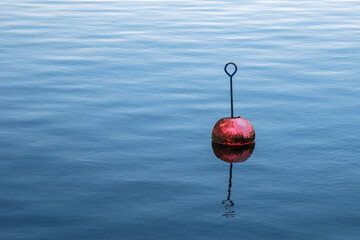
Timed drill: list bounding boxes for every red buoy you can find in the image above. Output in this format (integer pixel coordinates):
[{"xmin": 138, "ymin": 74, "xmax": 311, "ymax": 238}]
[
  {"xmin": 212, "ymin": 116, "xmax": 255, "ymax": 145},
  {"xmin": 211, "ymin": 63, "xmax": 255, "ymax": 146}
]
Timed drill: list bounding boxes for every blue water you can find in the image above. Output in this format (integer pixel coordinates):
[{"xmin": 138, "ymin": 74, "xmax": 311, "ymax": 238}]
[{"xmin": 1, "ymin": 0, "xmax": 360, "ymax": 239}]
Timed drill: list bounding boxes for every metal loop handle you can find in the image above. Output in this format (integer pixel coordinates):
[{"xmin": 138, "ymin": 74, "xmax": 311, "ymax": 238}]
[
  {"xmin": 224, "ymin": 62, "xmax": 237, "ymax": 77},
  {"xmin": 224, "ymin": 62, "xmax": 237, "ymax": 117}
]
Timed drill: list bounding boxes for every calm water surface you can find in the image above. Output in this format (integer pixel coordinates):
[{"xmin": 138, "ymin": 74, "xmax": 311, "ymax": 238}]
[{"xmin": 1, "ymin": 0, "xmax": 360, "ymax": 239}]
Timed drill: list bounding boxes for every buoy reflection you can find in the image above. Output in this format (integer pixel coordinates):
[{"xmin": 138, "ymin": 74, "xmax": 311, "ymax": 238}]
[
  {"xmin": 211, "ymin": 141, "xmax": 255, "ymax": 218},
  {"xmin": 212, "ymin": 141, "xmax": 255, "ymax": 163}
]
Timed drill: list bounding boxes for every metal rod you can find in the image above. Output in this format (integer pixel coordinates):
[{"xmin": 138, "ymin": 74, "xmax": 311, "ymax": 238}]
[
  {"xmin": 224, "ymin": 63, "xmax": 237, "ymax": 118},
  {"xmin": 230, "ymin": 76, "xmax": 233, "ymax": 118}
]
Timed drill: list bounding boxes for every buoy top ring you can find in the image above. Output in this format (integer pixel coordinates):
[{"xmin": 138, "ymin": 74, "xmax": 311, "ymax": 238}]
[{"xmin": 224, "ymin": 62, "xmax": 237, "ymax": 77}]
